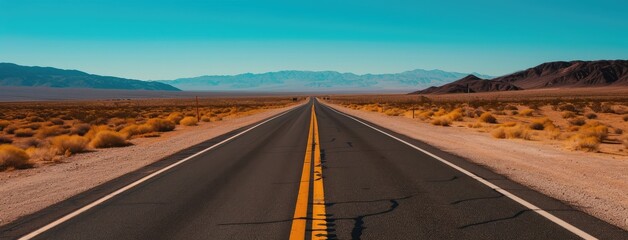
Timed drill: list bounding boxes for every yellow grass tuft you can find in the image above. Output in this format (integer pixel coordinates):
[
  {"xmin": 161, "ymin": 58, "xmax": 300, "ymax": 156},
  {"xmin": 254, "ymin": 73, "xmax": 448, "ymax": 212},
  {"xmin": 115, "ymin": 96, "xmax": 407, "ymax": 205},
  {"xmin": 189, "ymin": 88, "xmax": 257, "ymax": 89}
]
[
  {"xmin": 84, "ymin": 125, "xmax": 111, "ymax": 140},
  {"xmin": 519, "ymin": 109, "xmax": 534, "ymax": 116},
  {"xmin": 0, "ymin": 120, "xmax": 10, "ymax": 130},
  {"xmin": 14, "ymin": 128, "xmax": 35, "ymax": 137},
  {"xmin": 51, "ymin": 135, "xmax": 90, "ymax": 156},
  {"xmin": 529, "ymin": 118, "xmax": 555, "ymax": 131},
  {"xmin": 166, "ymin": 112, "xmax": 184, "ymax": 124},
  {"xmin": 146, "ymin": 118, "xmax": 176, "ymax": 132},
  {"xmin": 491, "ymin": 124, "xmax": 531, "ymax": 140},
  {"xmin": 430, "ymin": 116, "xmax": 452, "ymax": 126},
  {"xmin": 479, "ymin": 112, "xmax": 497, "ymax": 123},
  {"xmin": 120, "ymin": 124, "xmax": 153, "ymax": 138},
  {"xmin": 36, "ymin": 125, "xmax": 69, "ymax": 139},
  {"xmin": 90, "ymin": 130, "xmax": 129, "ymax": 148},
  {"xmin": 0, "ymin": 144, "xmax": 32, "ymax": 170},
  {"xmin": 568, "ymin": 135, "xmax": 599, "ymax": 152},
  {"xmin": 180, "ymin": 116, "xmax": 198, "ymax": 126}
]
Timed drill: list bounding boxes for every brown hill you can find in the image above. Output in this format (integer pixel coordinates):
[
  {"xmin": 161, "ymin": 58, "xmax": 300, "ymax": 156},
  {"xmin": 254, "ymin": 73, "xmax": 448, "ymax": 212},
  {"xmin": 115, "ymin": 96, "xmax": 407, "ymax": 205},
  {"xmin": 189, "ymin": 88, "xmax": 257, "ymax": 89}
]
[
  {"xmin": 493, "ymin": 60, "xmax": 628, "ymax": 89},
  {"xmin": 412, "ymin": 60, "xmax": 628, "ymax": 94},
  {"xmin": 411, "ymin": 75, "xmax": 521, "ymax": 94}
]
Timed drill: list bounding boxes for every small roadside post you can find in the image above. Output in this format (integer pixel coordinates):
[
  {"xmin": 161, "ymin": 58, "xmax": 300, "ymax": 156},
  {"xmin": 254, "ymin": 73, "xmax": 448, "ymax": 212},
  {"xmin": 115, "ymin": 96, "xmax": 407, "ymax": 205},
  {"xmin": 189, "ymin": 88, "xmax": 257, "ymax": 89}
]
[{"xmin": 195, "ymin": 96, "xmax": 200, "ymax": 122}]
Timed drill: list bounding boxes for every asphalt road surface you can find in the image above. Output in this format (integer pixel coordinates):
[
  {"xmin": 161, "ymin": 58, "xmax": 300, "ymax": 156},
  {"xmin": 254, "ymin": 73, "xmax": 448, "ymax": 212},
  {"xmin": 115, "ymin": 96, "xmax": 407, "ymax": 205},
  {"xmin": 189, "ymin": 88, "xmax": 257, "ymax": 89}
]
[{"xmin": 1, "ymin": 98, "xmax": 626, "ymax": 240}]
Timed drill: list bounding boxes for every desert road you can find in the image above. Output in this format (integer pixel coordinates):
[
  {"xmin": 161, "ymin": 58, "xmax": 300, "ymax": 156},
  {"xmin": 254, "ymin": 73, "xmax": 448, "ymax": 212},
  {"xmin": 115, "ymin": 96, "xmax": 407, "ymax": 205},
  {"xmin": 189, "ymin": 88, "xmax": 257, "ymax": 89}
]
[{"xmin": 1, "ymin": 99, "xmax": 626, "ymax": 240}]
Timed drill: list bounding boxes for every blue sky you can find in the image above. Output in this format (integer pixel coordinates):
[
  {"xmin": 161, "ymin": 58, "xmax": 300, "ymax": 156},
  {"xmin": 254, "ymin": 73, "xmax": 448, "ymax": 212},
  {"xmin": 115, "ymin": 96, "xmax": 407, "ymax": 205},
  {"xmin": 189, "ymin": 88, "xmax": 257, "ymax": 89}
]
[{"xmin": 1, "ymin": 0, "xmax": 627, "ymax": 80}]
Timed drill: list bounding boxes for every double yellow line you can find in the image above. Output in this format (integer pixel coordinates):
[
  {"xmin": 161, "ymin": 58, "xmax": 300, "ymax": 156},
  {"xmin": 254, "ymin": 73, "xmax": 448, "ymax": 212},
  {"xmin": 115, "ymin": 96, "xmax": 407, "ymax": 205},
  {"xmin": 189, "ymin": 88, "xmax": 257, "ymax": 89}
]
[{"xmin": 289, "ymin": 104, "xmax": 328, "ymax": 240}]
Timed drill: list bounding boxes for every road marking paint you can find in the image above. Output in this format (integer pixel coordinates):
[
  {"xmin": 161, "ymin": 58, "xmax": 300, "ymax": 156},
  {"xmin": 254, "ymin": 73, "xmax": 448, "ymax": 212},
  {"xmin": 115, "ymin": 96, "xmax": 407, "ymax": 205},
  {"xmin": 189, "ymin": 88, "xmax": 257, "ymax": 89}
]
[
  {"xmin": 321, "ymin": 101, "xmax": 597, "ymax": 240},
  {"xmin": 18, "ymin": 104, "xmax": 304, "ymax": 240},
  {"xmin": 289, "ymin": 105, "xmax": 315, "ymax": 240},
  {"xmin": 311, "ymin": 106, "xmax": 328, "ymax": 240}
]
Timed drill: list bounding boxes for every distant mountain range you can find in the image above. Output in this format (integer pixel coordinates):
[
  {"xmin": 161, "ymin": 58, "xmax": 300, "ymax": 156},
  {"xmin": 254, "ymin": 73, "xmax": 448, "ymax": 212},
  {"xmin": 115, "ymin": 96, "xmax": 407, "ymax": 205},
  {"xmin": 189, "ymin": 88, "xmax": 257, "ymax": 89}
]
[
  {"xmin": 157, "ymin": 70, "xmax": 493, "ymax": 92},
  {"xmin": 0, "ymin": 63, "xmax": 180, "ymax": 91},
  {"xmin": 412, "ymin": 60, "xmax": 628, "ymax": 94}
]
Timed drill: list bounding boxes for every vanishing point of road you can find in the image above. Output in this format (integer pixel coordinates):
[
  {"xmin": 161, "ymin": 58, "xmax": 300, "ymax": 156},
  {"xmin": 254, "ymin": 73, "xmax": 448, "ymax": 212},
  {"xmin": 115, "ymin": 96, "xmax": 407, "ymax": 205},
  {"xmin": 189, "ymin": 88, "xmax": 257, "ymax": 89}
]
[{"xmin": 1, "ymin": 98, "xmax": 626, "ymax": 240}]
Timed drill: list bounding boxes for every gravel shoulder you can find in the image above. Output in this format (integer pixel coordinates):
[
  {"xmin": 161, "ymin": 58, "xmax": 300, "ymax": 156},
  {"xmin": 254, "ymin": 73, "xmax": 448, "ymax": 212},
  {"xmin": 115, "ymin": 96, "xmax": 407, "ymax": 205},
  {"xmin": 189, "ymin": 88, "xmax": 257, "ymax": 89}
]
[
  {"xmin": 0, "ymin": 102, "xmax": 303, "ymax": 226},
  {"xmin": 323, "ymin": 101, "xmax": 628, "ymax": 230}
]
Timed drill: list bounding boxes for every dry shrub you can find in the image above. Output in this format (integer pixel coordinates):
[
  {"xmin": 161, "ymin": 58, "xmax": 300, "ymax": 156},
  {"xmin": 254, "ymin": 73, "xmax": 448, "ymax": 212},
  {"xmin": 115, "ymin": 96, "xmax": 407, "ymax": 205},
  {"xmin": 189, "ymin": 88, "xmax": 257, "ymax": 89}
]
[
  {"xmin": 36, "ymin": 125, "xmax": 70, "ymax": 139},
  {"xmin": 519, "ymin": 109, "xmax": 534, "ymax": 117},
  {"xmin": 120, "ymin": 124, "xmax": 153, "ymax": 138},
  {"xmin": 445, "ymin": 109, "xmax": 463, "ymax": 121},
  {"xmin": 567, "ymin": 122, "xmax": 609, "ymax": 152},
  {"xmin": 17, "ymin": 138, "xmax": 46, "ymax": 149},
  {"xmin": 84, "ymin": 125, "xmax": 111, "ymax": 140},
  {"xmin": 418, "ymin": 110, "xmax": 434, "ymax": 120},
  {"xmin": 210, "ymin": 116, "xmax": 223, "ymax": 122},
  {"xmin": 26, "ymin": 147, "xmax": 57, "ymax": 163},
  {"xmin": 569, "ymin": 117, "xmax": 586, "ymax": 126},
  {"xmin": 147, "ymin": 118, "xmax": 176, "ymax": 132},
  {"xmin": 51, "ymin": 135, "xmax": 90, "ymax": 156},
  {"xmin": 109, "ymin": 118, "xmax": 127, "ymax": 126},
  {"xmin": 614, "ymin": 128, "xmax": 623, "ymax": 134},
  {"xmin": 491, "ymin": 124, "xmax": 532, "ymax": 140},
  {"xmin": 23, "ymin": 123, "xmax": 41, "ymax": 130},
  {"xmin": 90, "ymin": 130, "xmax": 129, "ymax": 148},
  {"xmin": 0, "ymin": 135, "xmax": 13, "ymax": 144},
  {"xmin": 479, "ymin": 112, "xmax": 497, "ymax": 123},
  {"xmin": 49, "ymin": 118, "xmax": 65, "ymax": 125},
  {"xmin": 180, "ymin": 116, "xmax": 198, "ymax": 126},
  {"xmin": 70, "ymin": 123, "xmax": 92, "ymax": 136},
  {"xmin": 623, "ymin": 115, "xmax": 628, "ymax": 122},
  {"xmin": 585, "ymin": 113, "xmax": 597, "ymax": 119},
  {"xmin": 579, "ymin": 122, "xmax": 608, "ymax": 142},
  {"xmin": 15, "ymin": 128, "xmax": 35, "ymax": 137},
  {"xmin": 568, "ymin": 135, "xmax": 599, "ymax": 152},
  {"xmin": 491, "ymin": 127, "xmax": 506, "ymax": 138},
  {"xmin": 0, "ymin": 144, "xmax": 32, "ymax": 170},
  {"xmin": 166, "ymin": 112, "xmax": 184, "ymax": 124},
  {"xmin": 431, "ymin": 116, "xmax": 452, "ymax": 126},
  {"xmin": 201, "ymin": 116, "xmax": 211, "ymax": 122},
  {"xmin": 561, "ymin": 111, "xmax": 576, "ymax": 119},
  {"xmin": 433, "ymin": 108, "xmax": 447, "ymax": 117},
  {"xmin": 529, "ymin": 118, "xmax": 555, "ymax": 131},
  {"xmin": 26, "ymin": 116, "xmax": 45, "ymax": 122},
  {"xmin": 0, "ymin": 120, "xmax": 10, "ymax": 131}
]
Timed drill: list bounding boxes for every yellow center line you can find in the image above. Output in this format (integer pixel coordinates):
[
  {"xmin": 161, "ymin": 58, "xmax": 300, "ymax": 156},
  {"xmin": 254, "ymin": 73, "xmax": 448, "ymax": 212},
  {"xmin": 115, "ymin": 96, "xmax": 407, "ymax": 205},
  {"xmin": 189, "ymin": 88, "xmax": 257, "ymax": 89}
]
[
  {"xmin": 289, "ymin": 104, "xmax": 328, "ymax": 240},
  {"xmin": 289, "ymin": 105, "xmax": 315, "ymax": 240},
  {"xmin": 311, "ymin": 105, "xmax": 328, "ymax": 240}
]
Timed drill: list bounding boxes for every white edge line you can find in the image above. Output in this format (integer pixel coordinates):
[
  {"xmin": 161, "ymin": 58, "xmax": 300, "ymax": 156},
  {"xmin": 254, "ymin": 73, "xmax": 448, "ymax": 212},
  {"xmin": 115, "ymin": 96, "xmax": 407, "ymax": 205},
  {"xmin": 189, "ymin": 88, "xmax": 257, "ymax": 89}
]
[
  {"xmin": 319, "ymin": 101, "xmax": 597, "ymax": 240},
  {"xmin": 19, "ymin": 103, "xmax": 305, "ymax": 240}
]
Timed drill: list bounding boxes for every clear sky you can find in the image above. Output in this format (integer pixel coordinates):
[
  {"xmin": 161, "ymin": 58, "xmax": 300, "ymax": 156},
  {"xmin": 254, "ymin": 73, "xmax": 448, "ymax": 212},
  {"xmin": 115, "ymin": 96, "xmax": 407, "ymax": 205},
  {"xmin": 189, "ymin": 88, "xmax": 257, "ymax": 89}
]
[{"xmin": 1, "ymin": 0, "xmax": 627, "ymax": 80}]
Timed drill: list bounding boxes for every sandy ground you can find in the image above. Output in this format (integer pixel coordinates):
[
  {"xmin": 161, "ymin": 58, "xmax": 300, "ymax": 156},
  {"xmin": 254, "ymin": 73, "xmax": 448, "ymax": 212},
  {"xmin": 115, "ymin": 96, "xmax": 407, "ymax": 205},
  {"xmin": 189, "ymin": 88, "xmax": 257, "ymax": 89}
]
[
  {"xmin": 0, "ymin": 102, "xmax": 303, "ymax": 226},
  {"xmin": 323, "ymin": 101, "xmax": 628, "ymax": 230}
]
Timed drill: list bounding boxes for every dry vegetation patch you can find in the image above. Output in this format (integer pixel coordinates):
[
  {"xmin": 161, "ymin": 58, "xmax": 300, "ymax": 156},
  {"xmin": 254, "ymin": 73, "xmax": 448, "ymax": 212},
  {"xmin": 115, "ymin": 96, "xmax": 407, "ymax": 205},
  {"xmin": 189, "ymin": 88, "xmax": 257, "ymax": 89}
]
[
  {"xmin": 0, "ymin": 96, "xmax": 299, "ymax": 172},
  {"xmin": 329, "ymin": 92, "xmax": 627, "ymax": 155}
]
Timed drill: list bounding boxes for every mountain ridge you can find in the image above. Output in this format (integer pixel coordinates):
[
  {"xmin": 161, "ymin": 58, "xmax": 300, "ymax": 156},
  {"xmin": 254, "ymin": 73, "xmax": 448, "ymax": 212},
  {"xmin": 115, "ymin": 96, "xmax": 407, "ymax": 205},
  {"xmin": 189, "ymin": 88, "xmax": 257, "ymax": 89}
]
[
  {"xmin": 158, "ymin": 69, "xmax": 493, "ymax": 92},
  {"xmin": 0, "ymin": 63, "xmax": 180, "ymax": 91},
  {"xmin": 412, "ymin": 60, "xmax": 628, "ymax": 94}
]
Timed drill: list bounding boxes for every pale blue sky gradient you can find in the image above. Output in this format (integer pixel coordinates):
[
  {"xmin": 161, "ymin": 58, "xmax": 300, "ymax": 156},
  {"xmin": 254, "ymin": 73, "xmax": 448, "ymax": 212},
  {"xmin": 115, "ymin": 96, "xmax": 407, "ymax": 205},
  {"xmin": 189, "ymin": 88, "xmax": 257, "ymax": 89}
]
[{"xmin": 1, "ymin": 0, "xmax": 627, "ymax": 80}]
